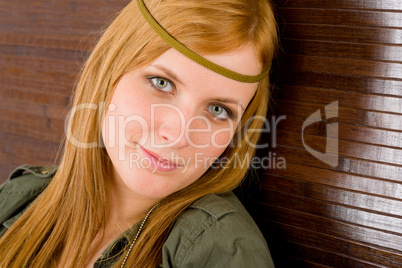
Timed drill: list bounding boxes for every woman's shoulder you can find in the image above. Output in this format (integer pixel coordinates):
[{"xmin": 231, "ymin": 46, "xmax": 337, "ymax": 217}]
[
  {"xmin": 1, "ymin": 165, "xmax": 57, "ymax": 191},
  {"xmin": 0, "ymin": 165, "xmax": 57, "ymax": 236},
  {"xmin": 180, "ymin": 191, "xmax": 263, "ymax": 235},
  {"xmin": 160, "ymin": 192, "xmax": 275, "ymax": 267}
]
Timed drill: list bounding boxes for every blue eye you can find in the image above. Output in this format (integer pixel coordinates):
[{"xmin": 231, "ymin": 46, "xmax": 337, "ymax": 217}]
[
  {"xmin": 208, "ymin": 104, "xmax": 231, "ymax": 120},
  {"xmin": 150, "ymin": 77, "xmax": 173, "ymax": 92}
]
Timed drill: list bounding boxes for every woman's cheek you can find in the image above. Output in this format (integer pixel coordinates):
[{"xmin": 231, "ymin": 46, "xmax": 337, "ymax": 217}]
[
  {"xmin": 210, "ymin": 125, "xmax": 235, "ymax": 151},
  {"xmin": 123, "ymin": 109, "xmax": 152, "ymax": 143}
]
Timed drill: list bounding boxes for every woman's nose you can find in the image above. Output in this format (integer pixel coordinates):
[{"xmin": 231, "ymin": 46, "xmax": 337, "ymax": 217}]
[
  {"xmin": 154, "ymin": 104, "xmax": 190, "ymax": 148},
  {"xmin": 154, "ymin": 104, "xmax": 213, "ymax": 149},
  {"xmin": 158, "ymin": 119, "xmax": 189, "ymax": 148}
]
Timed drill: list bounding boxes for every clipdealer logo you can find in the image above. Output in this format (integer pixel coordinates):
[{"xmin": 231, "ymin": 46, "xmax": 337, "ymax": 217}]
[{"xmin": 302, "ymin": 101, "xmax": 339, "ymax": 168}]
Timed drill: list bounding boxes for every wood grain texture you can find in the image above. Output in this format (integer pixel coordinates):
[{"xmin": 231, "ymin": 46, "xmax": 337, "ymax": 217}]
[
  {"xmin": 249, "ymin": 0, "xmax": 402, "ymax": 266},
  {"xmin": 274, "ymin": 0, "xmax": 402, "ymax": 11},
  {"xmin": 0, "ymin": 0, "xmax": 130, "ymax": 180}
]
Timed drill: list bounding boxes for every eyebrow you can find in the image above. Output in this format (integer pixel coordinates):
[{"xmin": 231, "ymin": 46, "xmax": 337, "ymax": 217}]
[
  {"xmin": 151, "ymin": 64, "xmax": 185, "ymax": 86},
  {"xmin": 150, "ymin": 64, "xmax": 245, "ymax": 112},
  {"xmin": 215, "ymin": 98, "xmax": 245, "ymax": 112}
]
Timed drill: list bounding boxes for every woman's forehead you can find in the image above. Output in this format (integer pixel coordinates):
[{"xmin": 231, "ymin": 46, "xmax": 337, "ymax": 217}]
[
  {"xmin": 202, "ymin": 44, "xmax": 262, "ymax": 77},
  {"xmin": 150, "ymin": 44, "xmax": 262, "ymax": 77},
  {"xmin": 144, "ymin": 47, "xmax": 260, "ymax": 105}
]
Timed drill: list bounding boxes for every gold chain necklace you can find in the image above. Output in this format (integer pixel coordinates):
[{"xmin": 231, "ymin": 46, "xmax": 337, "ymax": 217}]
[{"xmin": 120, "ymin": 203, "xmax": 160, "ymax": 268}]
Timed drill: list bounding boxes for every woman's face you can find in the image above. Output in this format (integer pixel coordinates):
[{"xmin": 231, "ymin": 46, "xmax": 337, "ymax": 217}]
[{"xmin": 102, "ymin": 45, "xmax": 261, "ymax": 201}]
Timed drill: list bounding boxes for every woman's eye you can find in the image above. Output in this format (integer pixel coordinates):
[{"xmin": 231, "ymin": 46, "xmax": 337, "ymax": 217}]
[
  {"xmin": 208, "ymin": 104, "xmax": 232, "ymax": 120},
  {"xmin": 150, "ymin": 77, "xmax": 173, "ymax": 93}
]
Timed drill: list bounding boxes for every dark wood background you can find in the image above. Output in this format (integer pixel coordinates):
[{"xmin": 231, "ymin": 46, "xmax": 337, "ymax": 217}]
[
  {"xmin": 0, "ymin": 1, "xmax": 128, "ymax": 176},
  {"xmin": 1, "ymin": 0, "xmax": 402, "ymax": 267},
  {"xmin": 252, "ymin": 0, "xmax": 402, "ymax": 267}
]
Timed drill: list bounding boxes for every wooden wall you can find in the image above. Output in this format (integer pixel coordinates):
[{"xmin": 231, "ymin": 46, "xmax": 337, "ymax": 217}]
[
  {"xmin": 0, "ymin": 0, "xmax": 130, "ymax": 180},
  {"xmin": 252, "ymin": 0, "xmax": 402, "ymax": 267},
  {"xmin": 1, "ymin": 0, "xmax": 402, "ymax": 267}
]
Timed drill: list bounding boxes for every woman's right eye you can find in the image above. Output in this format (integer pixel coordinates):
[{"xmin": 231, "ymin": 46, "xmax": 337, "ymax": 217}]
[{"xmin": 150, "ymin": 77, "xmax": 174, "ymax": 93}]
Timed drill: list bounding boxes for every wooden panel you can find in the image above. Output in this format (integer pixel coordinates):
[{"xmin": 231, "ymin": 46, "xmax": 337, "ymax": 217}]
[
  {"xmin": 0, "ymin": 1, "xmax": 127, "ymax": 35},
  {"xmin": 263, "ymin": 145, "xmax": 402, "ymax": 182},
  {"xmin": 266, "ymin": 162, "xmax": 402, "ymax": 197},
  {"xmin": 267, "ymin": 226, "xmax": 402, "ymax": 268},
  {"xmin": 281, "ymin": 40, "xmax": 402, "ymax": 62},
  {"xmin": 276, "ymin": 100, "xmax": 402, "ymax": 131},
  {"xmin": 276, "ymin": 70, "xmax": 402, "ymax": 97},
  {"xmin": 0, "ymin": 0, "xmax": 130, "ymax": 180},
  {"xmin": 280, "ymin": 55, "xmax": 402, "ymax": 79},
  {"xmin": 278, "ymin": 85, "xmax": 402, "ymax": 113},
  {"xmin": 274, "ymin": 0, "xmax": 402, "ymax": 11},
  {"xmin": 250, "ymin": 0, "xmax": 402, "ymax": 267},
  {"xmin": 277, "ymin": 8, "xmax": 402, "ymax": 28},
  {"xmin": 279, "ymin": 23, "xmax": 402, "ymax": 44},
  {"xmin": 281, "ymin": 117, "xmax": 402, "ymax": 148}
]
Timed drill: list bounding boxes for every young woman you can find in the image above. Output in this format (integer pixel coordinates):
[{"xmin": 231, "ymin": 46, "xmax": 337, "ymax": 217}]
[{"xmin": 0, "ymin": 0, "xmax": 277, "ymax": 267}]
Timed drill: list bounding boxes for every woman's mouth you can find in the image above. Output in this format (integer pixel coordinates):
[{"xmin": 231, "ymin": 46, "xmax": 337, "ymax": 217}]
[{"xmin": 140, "ymin": 146, "xmax": 181, "ymax": 172}]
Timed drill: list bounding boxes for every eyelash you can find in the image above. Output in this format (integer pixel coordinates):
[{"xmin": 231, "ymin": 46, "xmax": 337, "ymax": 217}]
[
  {"xmin": 146, "ymin": 75, "xmax": 235, "ymax": 122},
  {"xmin": 147, "ymin": 76, "xmax": 175, "ymax": 94},
  {"xmin": 209, "ymin": 103, "xmax": 234, "ymax": 121}
]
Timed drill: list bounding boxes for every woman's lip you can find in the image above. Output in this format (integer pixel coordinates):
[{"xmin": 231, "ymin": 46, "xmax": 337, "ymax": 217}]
[{"xmin": 140, "ymin": 146, "xmax": 181, "ymax": 170}]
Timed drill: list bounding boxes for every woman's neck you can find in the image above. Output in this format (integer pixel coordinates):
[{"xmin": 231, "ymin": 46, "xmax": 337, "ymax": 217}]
[{"xmin": 107, "ymin": 175, "xmax": 161, "ymax": 228}]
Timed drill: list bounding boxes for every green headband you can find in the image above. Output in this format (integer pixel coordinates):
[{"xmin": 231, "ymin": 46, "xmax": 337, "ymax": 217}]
[{"xmin": 137, "ymin": 0, "xmax": 269, "ymax": 83}]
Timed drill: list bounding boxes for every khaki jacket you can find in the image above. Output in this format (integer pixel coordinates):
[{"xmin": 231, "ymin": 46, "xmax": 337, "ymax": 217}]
[{"xmin": 0, "ymin": 165, "xmax": 275, "ymax": 267}]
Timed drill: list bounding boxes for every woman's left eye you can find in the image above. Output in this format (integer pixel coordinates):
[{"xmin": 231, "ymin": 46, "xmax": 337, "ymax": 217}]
[
  {"xmin": 208, "ymin": 104, "xmax": 232, "ymax": 120},
  {"xmin": 150, "ymin": 77, "xmax": 173, "ymax": 93}
]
